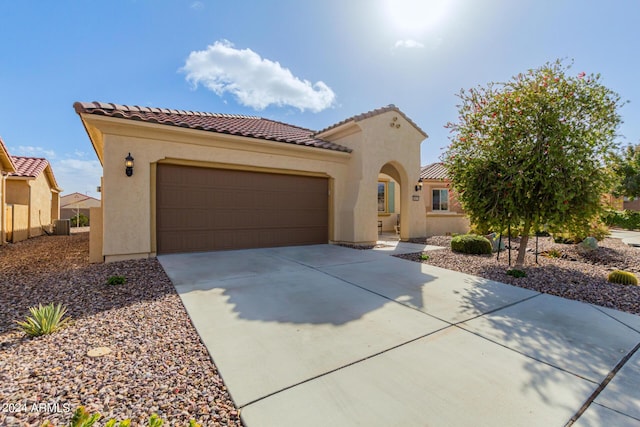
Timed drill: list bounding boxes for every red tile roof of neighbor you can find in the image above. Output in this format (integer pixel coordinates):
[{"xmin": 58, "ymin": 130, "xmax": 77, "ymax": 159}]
[
  {"xmin": 10, "ymin": 156, "xmax": 50, "ymax": 178},
  {"xmin": 420, "ymin": 162, "xmax": 450, "ymax": 180},
  {"xmin": 73, "ymin": 102, "xmax": 353, "ymax": 153}
]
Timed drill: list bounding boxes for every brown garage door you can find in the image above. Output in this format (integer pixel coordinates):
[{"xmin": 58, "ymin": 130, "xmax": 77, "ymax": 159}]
[{"xmin": 156, "ymin": 164, "xmax": 329, "ymax": 254}]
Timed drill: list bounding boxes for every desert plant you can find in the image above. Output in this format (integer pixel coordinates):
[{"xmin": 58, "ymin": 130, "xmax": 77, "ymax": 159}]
[
  {"xmin": 506, "ymin": 269, "xmax": 527, "ymax": 278},
  {"xmin": 147, "ymin": 414, "xmax": 163, "ymax": 427},
  {"xmin": 451, "ymin": 234, "xmax": 492, "ymax": 255},
  {"xmin": 608, "ymin": 270, "xmax": 639, "ymax": 286},
  {"xmin": 420, "ymin": 253, "xmax": 430, "ymax": 261},
  {"xmin": 106, "ymin": 275, "xmax": 126, "ymax": 286},
  {"xmin": 42, "ymin": 408, "xmax": 201, "ymax": 427},
  {"xmin": 543, "ymin": 249, "xmax": 562, "ymax": 258},
  {"xmin": 42, "ymin": 406, "xmax": 101, "ymax": 427},
  {"xmin": 16, "ymin": 303, "xmax": 71, "ymax": 337}
]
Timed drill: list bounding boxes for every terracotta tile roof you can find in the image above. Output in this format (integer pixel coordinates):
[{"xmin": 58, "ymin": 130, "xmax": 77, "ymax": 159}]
[
  {"xmin": 10, "ymin": 156, "xmax": 50, "ymax": 178},
  {"xmin": 316, "ymin": 104, "xmax": 428, "ymax": 138},
  {"xmin": 420, "ymin": 162, "xmax": 450, "ymax": 180},
  {"xmin": 0, "ymin": 137, "xmax": 16, "ymax": 172},
  {"xmin": 74, "ymin": 102, "xmax": 352, "ymax": 153}
]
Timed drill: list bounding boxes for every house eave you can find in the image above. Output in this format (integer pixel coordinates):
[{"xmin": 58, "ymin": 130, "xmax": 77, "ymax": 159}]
[{"xmin": 81, "ymin": 114, "xmax": 352, "ymax": 163}]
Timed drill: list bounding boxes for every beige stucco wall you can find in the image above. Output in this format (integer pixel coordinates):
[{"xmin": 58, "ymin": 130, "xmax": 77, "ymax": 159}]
[
  {"xmin": 8, "ymin": 204, "xmax": 29, "ymax": 242},
  {"xmin": 319, "ymin": 111, "xmax": 427, "ymax": 243},
  {"xmin": 6, "ymin": 180, "xmax": 29, "ymax": 206},
  {"xmin": 7, "ymin": 173, "xmax": 58, "ymax": 239},
  {"xmin": 28, "ymin": 172, "xmax": 54, "ymax": 237},
  {"xmin": 425, "ymin": 213, "xmax": 470, "ymax": 236},
  {"xmin": 82, "ymin": 109, "xmax": 427, "ymax": 261},
  {"xmin": 89, "ymin": 206, "xmax": 103, "ymax": 263}
]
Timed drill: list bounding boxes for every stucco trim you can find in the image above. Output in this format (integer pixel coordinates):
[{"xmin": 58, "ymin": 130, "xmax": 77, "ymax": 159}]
[
  {"xmin": 81, "ymin": 115, "xmax": 351, "ymax": 166},
  {"xmin": 156, "ymin": 158, "xmax": 334, "ymax": 179}
]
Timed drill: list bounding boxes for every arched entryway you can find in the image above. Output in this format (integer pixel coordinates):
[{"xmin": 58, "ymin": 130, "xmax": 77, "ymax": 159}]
[{"xmin": 377, "ymin": 162, "xmax": 406, "ymax": 240}]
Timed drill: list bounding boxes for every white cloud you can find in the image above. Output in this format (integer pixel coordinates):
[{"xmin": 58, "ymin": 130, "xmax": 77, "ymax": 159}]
[
  {"xmin": 394, "ymin": 39, "xmax": 425, "ymax": 49},
  {"xmin": 12, "ymin": 145, "xmax": 56, "ymax": 158},
  {"xmin": 181, "ymin": 40, "xmax": 336, "ymax": 112},
  {"xmin": 190, "ymin": 1, "xmax": 203, "ymax": 10},
  {"xmin": 52, "ymin": 158, "xmax": 102, "ymax": 198}
]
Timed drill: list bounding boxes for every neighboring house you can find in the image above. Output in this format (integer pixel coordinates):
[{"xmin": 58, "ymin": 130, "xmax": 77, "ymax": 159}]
[
  {"xmin": 60, "ymin": 192, "xmax": 101, "ymax": 225},
  {"xmin": 5, "ymin": 156, "xmax": 62, "ymax": 242},
  {"xmin": 622, "ymin": 197, "xmax": 639, "ymax": 211},
  {"xmin": 0, "ymin": 137, "xmax": 17, "ymax": 244},
  {"xmin": 75, "ymin": 102, "xmax": 428, "ymax": 262},
  {"xmin": 420, "ymin": 162, "xmax": 470, "ymax": 236}
]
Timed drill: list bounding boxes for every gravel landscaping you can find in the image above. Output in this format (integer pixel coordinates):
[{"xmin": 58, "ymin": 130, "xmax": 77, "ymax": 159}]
[
  {"xmin": 0, "ymin": 233, "xmax": 243, "ymax": 427},
  {"xmin": 397, "ymin": 234, "xmax": 640, "ymax": 315}
]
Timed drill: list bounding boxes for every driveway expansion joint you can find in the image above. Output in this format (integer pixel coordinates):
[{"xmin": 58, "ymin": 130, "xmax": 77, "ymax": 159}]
[
  {"xmin": 565, "ymin": 340, "xmax": 640, "ymax": 426},
  {"xmin": 238, "ymin": 323, "xmax": 455, "ymax": 410}
]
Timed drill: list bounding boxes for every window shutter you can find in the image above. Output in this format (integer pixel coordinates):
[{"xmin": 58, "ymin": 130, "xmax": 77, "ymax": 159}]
[{"xmin": 388, "ymin": 182, "xmax": 395, "ymax": 213}]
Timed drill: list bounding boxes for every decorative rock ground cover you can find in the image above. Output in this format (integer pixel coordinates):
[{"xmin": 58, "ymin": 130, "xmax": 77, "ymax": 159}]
[
  {"xmin": 398, "ymin": 235, "xmax": 640, "ymax": 315},
  {"xmin": 0, "ymin": 233, "xmax": 243, "ymax": 427}
]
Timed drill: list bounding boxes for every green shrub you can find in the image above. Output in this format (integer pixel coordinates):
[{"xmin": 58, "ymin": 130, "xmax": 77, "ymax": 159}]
[
  {"xmin": 451, "ymin": 234, "xmax": 492, "ymax": 255},
  {"xmin": 602, "ymin": 210, "xmax": 640, "ymax": 230},
  {"xmin": 420, "ymin": 253, "xmax": 430, "ymax": 261},
  {"xmin": 106, "ymin": 275, "xmax": 126, "ymax": 286},
  {"xmin": 553, "ymin": 219, "xmax": 610, "ymax": 243},
  {"xmin": 16, "ymin": 303, "xmax": 71, "ymax": 337},
  {"xmin": 70, "ymin": 213, "xmax": 89, "ymax": 227},
  {"xmin": 608, "ymin": 270, "xmax": 638, "ymax": 286},
  {"xmin": 506, "ymin": 269, "xmax": 527, "ymax": 278}
]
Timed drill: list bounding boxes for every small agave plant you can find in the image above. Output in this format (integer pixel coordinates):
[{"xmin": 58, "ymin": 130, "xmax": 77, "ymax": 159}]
[{"xmin": 16, "ymin": 303, "xmax": 71, "ymax": 337}]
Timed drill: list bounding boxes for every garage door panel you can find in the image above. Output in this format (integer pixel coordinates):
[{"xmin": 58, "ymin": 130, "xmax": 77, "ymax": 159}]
[{"xmin": 157, "ymin": 165, "xmax": 328, "ymax": 254}]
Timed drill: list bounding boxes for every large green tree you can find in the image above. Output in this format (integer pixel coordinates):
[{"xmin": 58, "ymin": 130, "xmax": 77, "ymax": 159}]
[
  {"xmin": 443, "ymin": 60, "xmax": 624, "ymax": 267},
  {"xmin": 614, "ymin": 143, "xmax": 640, "ymax": 199}
]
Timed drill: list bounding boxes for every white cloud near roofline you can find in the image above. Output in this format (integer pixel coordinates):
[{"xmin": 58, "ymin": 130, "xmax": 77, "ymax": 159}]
[
  {"xmin": 181, "ymin": 40, "xmax": 336, "ymax": 112},
  {"xmin": 53, "ymin": 158, "xmax": 102, "ymax": 198}
]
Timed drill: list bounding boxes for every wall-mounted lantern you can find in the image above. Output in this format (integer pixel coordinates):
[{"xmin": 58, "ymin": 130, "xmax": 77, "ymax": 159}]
[
  {"xmin": 414, "ymin": 178, "xmax": 423, "ymax": 192},
  {"xmin": 125, "ymin": 153, "xmax": 134, "ymax": 177}
]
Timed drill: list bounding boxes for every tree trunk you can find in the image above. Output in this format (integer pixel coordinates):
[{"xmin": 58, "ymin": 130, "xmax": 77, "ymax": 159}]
[{"xmin": 515, "ymin": 220, "xmax": 532, "ymax": 268}]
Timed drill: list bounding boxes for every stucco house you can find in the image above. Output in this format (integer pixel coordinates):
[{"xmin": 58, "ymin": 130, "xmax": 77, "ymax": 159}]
[
  {"xmin": 0, "ymin": 137, "xmax": 17, "ymax": 244},
  {"xmin": 5, "ymin": 156, "xmax": 62, "ymax": 242},
  {"xmin": 74, "ymin": 102, "xmax": 428, "ymax": 262},
  {"xmin": 61, "ymin": 192, "xmax": 101, "ymax": 225},
  {"xmin": 420, "ymin": 162, "xmax": 470, "ymax": 236}
]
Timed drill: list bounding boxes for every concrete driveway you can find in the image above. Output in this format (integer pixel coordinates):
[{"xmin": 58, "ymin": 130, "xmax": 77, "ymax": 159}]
[{"xmin": 158, "ymin": 243, "xmax": 640, "ymax": 426}]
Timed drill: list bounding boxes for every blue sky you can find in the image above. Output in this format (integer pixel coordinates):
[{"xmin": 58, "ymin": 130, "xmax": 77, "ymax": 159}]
[{"xmin": 1, "ymin": 1, "xmax": 639, "ymax": 198}]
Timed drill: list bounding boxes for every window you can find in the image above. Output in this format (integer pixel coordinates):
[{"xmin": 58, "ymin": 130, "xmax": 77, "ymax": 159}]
[
  {"xmin": 378, "ymin": 181, "xmax": 395, "ymax": 213},
  {"xmin": 378, "ymin": 182, "xmax": 387, "ymax": 212},
  {"xmin": 432, "ymin": 189, "xmax": 449, "ymax": 211}
]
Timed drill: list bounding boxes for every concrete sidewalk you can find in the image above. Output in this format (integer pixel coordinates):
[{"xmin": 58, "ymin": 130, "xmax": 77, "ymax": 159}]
[
  {"xmin": 609, "ymin": 229, "xmax": 640, "ymax": 247},
  {"xmin": 159, "ymin": 244, "xmax": 640, "ymax": 426}
]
